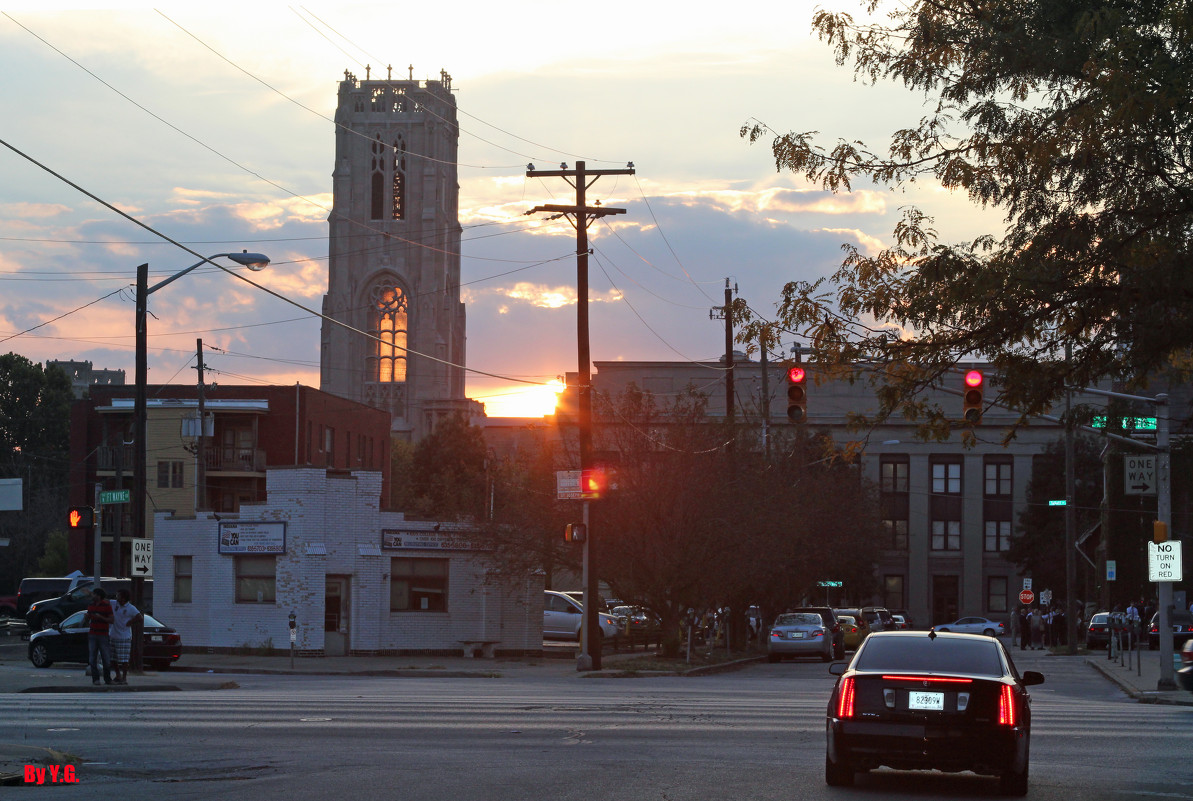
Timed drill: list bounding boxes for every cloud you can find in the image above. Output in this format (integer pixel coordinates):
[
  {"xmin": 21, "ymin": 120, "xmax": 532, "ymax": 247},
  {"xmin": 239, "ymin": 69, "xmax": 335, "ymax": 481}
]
[{"xmin": 2, "ymin": 202, "xmax": 72, "ymax": 219}]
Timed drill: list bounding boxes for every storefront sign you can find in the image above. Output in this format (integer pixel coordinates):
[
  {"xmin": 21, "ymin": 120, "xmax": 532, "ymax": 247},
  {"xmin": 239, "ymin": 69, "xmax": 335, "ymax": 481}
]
[
  {"xmin": 381, "ymin": 529, "xmax": 483, "ymax": 551},
  {"xmin": 218, "ymin": 521, "xmax": 287, "ymax": 554}
]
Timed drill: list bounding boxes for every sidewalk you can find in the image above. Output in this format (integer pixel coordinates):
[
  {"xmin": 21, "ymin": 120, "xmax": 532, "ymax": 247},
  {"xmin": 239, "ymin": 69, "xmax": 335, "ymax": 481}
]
[{"xmin": 1082, "ymin": 644, "xmax": 1193, "ymax": 706}]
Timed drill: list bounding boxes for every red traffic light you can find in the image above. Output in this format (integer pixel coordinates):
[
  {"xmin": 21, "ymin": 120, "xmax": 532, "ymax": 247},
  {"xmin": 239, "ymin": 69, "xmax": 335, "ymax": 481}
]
[
  {"xmin": 962, "ymin": 370, "xmax": 983, "ymax": 424},
  {"xmin": 581, "ymin": 467, "xmax": 607, "ymax": 499},
  {"xmin": 787, "ymin": 366, "xmax": 807, "ymax": 421}
]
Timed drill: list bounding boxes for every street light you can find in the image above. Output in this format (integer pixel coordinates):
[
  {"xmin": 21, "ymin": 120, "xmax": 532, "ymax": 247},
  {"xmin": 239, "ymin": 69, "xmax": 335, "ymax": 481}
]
[{"xmin": 131, "ymin": 252, "xmax": 269, "ymax": 558}]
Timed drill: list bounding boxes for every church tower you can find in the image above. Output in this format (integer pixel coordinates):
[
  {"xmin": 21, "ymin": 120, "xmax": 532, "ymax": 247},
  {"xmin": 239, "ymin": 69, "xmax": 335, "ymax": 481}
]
[{"xmin": 321, "ymin": 68, "xmax": 472, "ymax": 440}]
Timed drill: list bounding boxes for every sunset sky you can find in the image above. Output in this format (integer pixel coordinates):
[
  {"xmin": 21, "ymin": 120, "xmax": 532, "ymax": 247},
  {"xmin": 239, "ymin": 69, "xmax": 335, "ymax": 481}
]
[{"xmin": 0, "ymin": 2, "xmax": 1002, "ymax": 417}]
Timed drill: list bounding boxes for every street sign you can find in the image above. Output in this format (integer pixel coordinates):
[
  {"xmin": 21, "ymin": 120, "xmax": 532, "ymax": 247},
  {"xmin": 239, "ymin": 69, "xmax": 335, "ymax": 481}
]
[
  {"xmin": 1022, "ymin": 578, "xmax": 1032, "ymax": 590},
  {"xmin": 1148, "ymin": 541, "xmax": 1183, "ymax": 582},
  {"xmin": 1107, "ymin": 560, "xmax": 1117, "ymax": 581},
  {"xmin": 556, "ymin": 470, "xmax": 584, "ymax": 500},
  {"xmin": 0, "ymin": 478, "xmax": 21, "ymax": 511},
  {"xmin": 1019, "ymin": 589, "xmax": 1035, "ymax": 605},
  {"xmin": 100, "ymin": 489, "xmax": 130, "ymax": 505},
  {"xmin": 1048, "ymin": 499, "xmax": 1066, "ymax": 506},
  {"xmin": 817, "ymin": 581, "xmax": 844, "ymax": 587},
  {"xmin": 1123, "ymin": 455, "xmax": 1157, "ymax": 496},
  {"xmin": 131, "ymin": 538, "xmax": 153, "ymax": 577},
  {"xmin": 1040, "ymin": 589, "xmax": 1052, "ymax": 606}
]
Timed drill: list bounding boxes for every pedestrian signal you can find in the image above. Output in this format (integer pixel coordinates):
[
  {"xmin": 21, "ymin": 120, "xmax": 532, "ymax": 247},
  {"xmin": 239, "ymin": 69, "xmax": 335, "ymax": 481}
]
[
  {"xmin": 564, "ymin": 523, "xmax": 586, "ymax": 543},
  {"xmin": 68, "ymin": 506, "xmax": 94, "ymax": 529}
]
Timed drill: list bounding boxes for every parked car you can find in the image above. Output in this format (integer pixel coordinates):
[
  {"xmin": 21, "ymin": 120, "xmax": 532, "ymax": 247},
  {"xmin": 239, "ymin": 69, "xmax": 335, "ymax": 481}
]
[
  {"xmin": 890, "ymin": 609, "xmax": 916, "ymax": 629},
  {"xmin": 864, "ymin": 606, "xmax": 896, "ymax": 632},
  {"xmin": 1147, "ymin": 610, "xmax": 1193, "ymax": 650},
  {"xmin": 768, "ymin": 612, "xmax": 834, "ymax": 662},
  {"xmin": 891, "ymin": 614, "xmax": 909, "ymax": 630},
  {"xmin": 0, "ymin": 595, "xmax": 17, "ymax": 619},
  {"xmin": 826, "ymin": 630, "xmax": 1044, "ymax": 795},
  {"xmin": 1086, "ymin": 612, "xmax": 1111, "ymax": 649},
  {"xmin": 835, "ymin": 614, "xmax": 869, "ymax": 651},
  {"xmin": 25, "ymin": 579, "xmax": 153, "ymax": 631},
  {"xmin": 611, "ymin": 606, "xmax": 660, "ymax": 638},
  {"xmin": 1178, "ymin": 639, "xmax": 1193, "ymax": 693},
  {"xmin": 543, "ymin": 590, "xmax": 620, "ymax": 642},
  {"xmin": 788, "ymin": 606, "xmax": 845, "ymax": 659},
  {"xmin": 934, "ymin": 616, "xmax": 1006, "ymax": 637},
  {"xmin": 28, "ymin": 609, "xmax": 181, "ymax": 670}
]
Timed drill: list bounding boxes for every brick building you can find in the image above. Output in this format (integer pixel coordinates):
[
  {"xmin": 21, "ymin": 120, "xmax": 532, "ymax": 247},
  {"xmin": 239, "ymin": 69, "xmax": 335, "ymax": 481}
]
[{"xmin": 67, "ymin": 384, "xmax": 391, "ymax": 575}]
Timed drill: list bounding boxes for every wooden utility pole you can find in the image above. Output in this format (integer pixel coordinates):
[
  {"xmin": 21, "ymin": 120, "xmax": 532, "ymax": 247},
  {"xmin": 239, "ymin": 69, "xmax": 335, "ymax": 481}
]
[
  {"xmin": 196, "ymin": 339, "xmax": 208, "ymax": 511},
  {"xmin": 527, "ymin": 160, "xmax": 634, "ymax": 671}
]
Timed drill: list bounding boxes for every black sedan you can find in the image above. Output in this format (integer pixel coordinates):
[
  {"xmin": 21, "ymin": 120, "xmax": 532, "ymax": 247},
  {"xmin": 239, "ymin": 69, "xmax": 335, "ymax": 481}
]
[
  {"xmin": 28, "ymin": 610, "xmax": 182, "ymax": 670},
  {"xmin": 1147, "ymin": 610, "xmax": 1193, "ymax": 650},
  {"xmin": 825, "ymin": 630, "xmax": 1044, "ymax": 796}
]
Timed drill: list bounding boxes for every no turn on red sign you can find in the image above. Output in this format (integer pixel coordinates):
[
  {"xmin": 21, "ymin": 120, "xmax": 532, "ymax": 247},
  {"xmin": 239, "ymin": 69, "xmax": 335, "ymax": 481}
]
[{"xmin": 1019, "ymin": 589, "xmax": 1035, "ymax": 605}]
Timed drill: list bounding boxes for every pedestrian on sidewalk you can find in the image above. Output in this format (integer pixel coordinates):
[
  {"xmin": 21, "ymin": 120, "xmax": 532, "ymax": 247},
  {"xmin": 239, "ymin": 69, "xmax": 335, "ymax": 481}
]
[
  {"xmin": 109, "ymin": 589, "xmax": 142, "ymax": 685},
  {"xmin": 1019, "ymin": 607, "xmax": 1033, "ymax": 651},
  {"xmin": 84, "ymin": 587, "xmax": 114, "ymax": 685}
]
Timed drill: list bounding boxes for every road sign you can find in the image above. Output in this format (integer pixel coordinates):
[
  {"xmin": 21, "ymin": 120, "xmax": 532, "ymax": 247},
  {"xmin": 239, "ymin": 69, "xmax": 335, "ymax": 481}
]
[
  {"xmin": 1019, "ymin": 589, "xmax": 1035, "ymax": 605},
  {"xmin": 817, "ymin": 581, "xmax": 843, "ymax": 587},
  {"xmin": 100, "ymin": 489, "xmax": 130, "ymax": 505},
  {"xmin": 1124, "ymin": 455, "xmax": 1157, "ymax": 496},
  {"xmin": 1040, "ymin": 589, "xmax": 1052, "ymax": 606},
  {"xmin": 556, "ymin": 470, "xmax": 583, "ymax": 500},
  {"xmin": 1149, "ymin": 541, "xmax": 1183, "ymax": 582},
  {"xmin": 1107, "ymin": 560, "xmax": 1117, "ymax": 581},
  {"xmin": 1022, "ymin": 578, "xmax": 1032, "ymax": 590},
  {"xmin": 131, "ymin": 538, "xmax": 153, "ymax": 577}
]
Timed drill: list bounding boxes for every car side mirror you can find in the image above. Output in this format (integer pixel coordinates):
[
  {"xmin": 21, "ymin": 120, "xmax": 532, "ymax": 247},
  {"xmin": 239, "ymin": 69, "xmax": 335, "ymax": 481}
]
[
  {"xmin": 829, "ymin": 662, "xmax": 848, "ymax": 676},
  {"xmin": 1021, "ymin": 670, "xmax": 1045, "ymax": 686}
]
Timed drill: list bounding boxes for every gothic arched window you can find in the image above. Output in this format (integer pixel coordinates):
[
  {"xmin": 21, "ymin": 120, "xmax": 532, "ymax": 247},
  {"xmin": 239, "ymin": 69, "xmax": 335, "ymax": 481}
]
[
  {"xmin": 391, "ymin": 134, "xmax": 406, "ymax": 220},
  {"xmin": 369, "ymin": 284, "xmax": 408, "ymax": 383}
]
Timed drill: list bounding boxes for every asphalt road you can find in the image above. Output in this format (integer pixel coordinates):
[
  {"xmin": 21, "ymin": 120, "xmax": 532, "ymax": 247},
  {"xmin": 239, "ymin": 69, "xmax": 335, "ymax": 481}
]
[{"xmin": 2, "ymin": 645, "xmax": 1191, "ymax": 800}]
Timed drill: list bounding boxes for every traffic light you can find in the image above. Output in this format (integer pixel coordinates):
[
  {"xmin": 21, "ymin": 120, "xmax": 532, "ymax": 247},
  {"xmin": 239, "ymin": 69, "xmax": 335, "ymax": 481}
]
[
  {"xmin": 962, "ymin": 370, "xmax": 984, "ymax": 424},
  {"xmin": 581, "ymin": 467, "xmax": 608, "ymax": 500},
  {"xmin": 786, "ymin": 366, "xmax": 807, "ymax": 422},
  {"xmin": 564, "ymin": 523, "xmax": 586, "ymax": 543},
  {"xmin": 68, "ymin": 506, "xmax": 94, "ymax": 529}
]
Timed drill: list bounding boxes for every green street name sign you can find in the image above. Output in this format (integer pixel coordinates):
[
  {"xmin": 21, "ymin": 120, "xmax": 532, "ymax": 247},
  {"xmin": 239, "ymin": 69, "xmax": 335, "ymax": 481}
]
[
  {"xmin": 1048, "ymin": 500, "xmax": 1067, "ymax": 507},
  {"xmin": 817, "ymin": 581, "xmax": 844, "ymax": 587},
  {"xmin": 1091, "ymin": 416, "xmax": 1157, "ymax": 431},
  {"xmin": 99, "ymin": 489, "xmax": 130, "ymax": 505}
]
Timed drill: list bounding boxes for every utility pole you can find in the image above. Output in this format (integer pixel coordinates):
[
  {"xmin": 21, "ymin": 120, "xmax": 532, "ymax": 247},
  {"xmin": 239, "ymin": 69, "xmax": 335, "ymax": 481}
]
[
  {"xmin": 527, "ymin": 160, "xmax": 634, "ymax": 671},
  {"xmin": 195, "ymin": 339, "xmax": 208, "ymax": 512},
  {"xmin": 1064, "ymin": 343, "xmax": 1078, "ymax": 654},
  {"xmin": 709, "ymin": 279, "xmax": 737, "ymax": 422},
  {"xmin": 759, "ymin": 325, "xmax": 770, "ymax": 458}
]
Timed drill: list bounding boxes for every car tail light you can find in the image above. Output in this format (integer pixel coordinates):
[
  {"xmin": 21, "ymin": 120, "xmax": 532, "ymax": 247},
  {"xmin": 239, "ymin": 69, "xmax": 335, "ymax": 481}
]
[
  {"xmin": 813, "ymin": 629, "xmax": 824, "ymax": 637},
  {"xmin": 998, "ymin": 685, "xmax": 1016, "ymax": 726},
  {"xmin": 770, "ymin": 630, "xmax": 782, "ymax": 639},
  {"xmin": 881, "ymin": 675, "xmax": 972, "ymax": 684},
  {"xmin": 837, "ymin": 677, "xmax": 855, "ymax": 718}
]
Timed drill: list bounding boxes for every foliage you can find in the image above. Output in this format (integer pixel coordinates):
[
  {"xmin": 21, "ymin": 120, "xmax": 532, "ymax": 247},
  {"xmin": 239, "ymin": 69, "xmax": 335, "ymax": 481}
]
[
  {"xmin": 388, "ymin": 437, "xmax": 415, "ymax": 511},
  {"xmin": 0, "ymin": 354, "xmax": 72, "ymax": 594},
  {"xmin": 589, "ymin": 384, "xmax": 882, "ymax": 657},
  {"xmin": 34, "ymin": 529, "xmax": 69, "ymax": 577},
  {"xmin": 741, "ymin": 1, "xmax": 1193, "ymax": 436},
  {"xmin": 407, "ymin": 413, "xmax": 488, "ymax": 521},
  {"xmin": 1007, "ymin": 435, "xmax": 1103, "ymax": 594}
]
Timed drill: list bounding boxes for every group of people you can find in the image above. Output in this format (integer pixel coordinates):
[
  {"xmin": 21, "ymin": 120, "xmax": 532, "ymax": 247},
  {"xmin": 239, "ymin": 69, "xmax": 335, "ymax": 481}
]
[
  {"xmin": 1013, "ymin": 604, "xmax": 1071, "ymax": 650},
  {"xmin": 83, "ymin": 587, "xmax": 142, "ymax": 685}
]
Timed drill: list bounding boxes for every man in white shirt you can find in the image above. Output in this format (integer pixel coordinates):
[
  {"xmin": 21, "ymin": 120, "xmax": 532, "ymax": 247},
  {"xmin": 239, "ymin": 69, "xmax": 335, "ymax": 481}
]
[{"xmin": 108, "ymin": 589, "xmax": 142, "ymax": 685}]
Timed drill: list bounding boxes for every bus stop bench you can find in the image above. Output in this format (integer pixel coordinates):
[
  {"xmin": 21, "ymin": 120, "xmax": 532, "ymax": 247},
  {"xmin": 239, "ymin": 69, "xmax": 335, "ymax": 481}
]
[{"xmin": 458, "ymin": 640, "xmax": 499, "ymax": 658}]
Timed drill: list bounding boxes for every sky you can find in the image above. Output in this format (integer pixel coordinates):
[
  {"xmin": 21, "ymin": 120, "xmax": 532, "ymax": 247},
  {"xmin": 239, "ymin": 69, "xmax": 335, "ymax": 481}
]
[{"xmin": 0, "ymin": 2, "xmax": 1004, "ymax": 417}]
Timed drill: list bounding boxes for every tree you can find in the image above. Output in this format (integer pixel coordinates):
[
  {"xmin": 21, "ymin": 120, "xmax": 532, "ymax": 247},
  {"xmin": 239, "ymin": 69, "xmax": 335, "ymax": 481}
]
[
  {"xmin": 741, "ymin": 1, "xmax": 1193, "ymax": 435},
  {"xmin": 1007, "ymin": 435, "xmax": 1103, "ymax": 594},
  {"xmin": 0, "ymin": 353, "xmax": 72, "ymax": 593},
  {"xmin": 406, "ymin": 414, "xmax": 487, "ymax": 521}
]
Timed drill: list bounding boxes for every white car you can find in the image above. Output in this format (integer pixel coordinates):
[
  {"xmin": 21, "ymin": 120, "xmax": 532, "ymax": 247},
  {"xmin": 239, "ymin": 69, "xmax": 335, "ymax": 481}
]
[
  {"xmin": 543, "ymin": 590, "xmax": 621, "ymax": 641},
  {"xmin": 934, "ymin": 616, "xmax": 1006, "ymax": 637}
]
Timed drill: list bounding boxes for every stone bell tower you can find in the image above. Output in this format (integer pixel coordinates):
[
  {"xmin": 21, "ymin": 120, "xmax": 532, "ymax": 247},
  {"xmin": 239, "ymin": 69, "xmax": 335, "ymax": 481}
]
[{"xmin": 320, "ymin": 67, "xmax": 473, "ymax": 440}]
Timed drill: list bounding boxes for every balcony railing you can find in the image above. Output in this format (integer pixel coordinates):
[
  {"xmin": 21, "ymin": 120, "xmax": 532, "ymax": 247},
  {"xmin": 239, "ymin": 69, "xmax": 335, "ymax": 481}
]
[
  {"xmin": 96, "ymin": 445, "xmax": 136, "ymax": 471},
  {"xmin": 205, "ymin": 447, "xmax": 266, "ymax": 473}
]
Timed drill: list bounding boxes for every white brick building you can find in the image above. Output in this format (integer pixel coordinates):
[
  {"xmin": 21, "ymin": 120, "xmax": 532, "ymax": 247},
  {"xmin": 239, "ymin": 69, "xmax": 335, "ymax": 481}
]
[{"xmin": 153, "ymin": 467, "xmax": 543, "ymax": 657}]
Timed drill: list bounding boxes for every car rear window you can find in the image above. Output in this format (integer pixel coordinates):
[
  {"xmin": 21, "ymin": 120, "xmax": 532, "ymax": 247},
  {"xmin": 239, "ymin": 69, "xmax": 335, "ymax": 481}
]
[
  {"xmin": 776, "ymin": 613, "xmax": 821, "ymax": 627},
  {"xmin": 855, "ymin": 635, "xmax": 1004, "ymax": 677}
]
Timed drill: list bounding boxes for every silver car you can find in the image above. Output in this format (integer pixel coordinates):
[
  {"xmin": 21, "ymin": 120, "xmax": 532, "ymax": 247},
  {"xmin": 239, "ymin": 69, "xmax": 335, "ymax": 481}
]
[
  {"xmin": 768, "ymin": 612, "xmax": 833, "ymax": 662},
  {"xmin": 934, "ymin": 616, "xmax": 1006, "ymax": 637}
]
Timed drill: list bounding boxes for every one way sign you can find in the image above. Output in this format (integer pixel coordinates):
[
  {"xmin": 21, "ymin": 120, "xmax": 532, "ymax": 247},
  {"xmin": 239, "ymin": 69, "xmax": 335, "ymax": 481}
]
[
  {"xmin": 131, "ymin": 538, "xmax": 153, "ymax": 577},
  {"xmin": 1124, "ymin": 455, "xmax": 1157, "ymax": 496}
]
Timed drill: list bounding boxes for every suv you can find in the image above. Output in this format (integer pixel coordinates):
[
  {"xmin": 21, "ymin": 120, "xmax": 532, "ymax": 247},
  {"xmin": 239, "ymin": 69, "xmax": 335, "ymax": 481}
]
[
  {"xmin": 862, "ymin": 606, "xmax": 896, "ymax": 632},
  {"xmin": 25, "ymin": 578, "xmax": 153, "ymax": 631},
  {"xmin": 787, "ymin": 607, "xmax": 845, "ymax": 659}
]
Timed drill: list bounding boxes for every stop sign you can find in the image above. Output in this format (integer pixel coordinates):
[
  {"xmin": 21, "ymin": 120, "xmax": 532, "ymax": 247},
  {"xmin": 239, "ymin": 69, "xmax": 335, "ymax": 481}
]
[{"xmin": 1019, "ymin": 589, "xmax": 1035, "ymax": 604}]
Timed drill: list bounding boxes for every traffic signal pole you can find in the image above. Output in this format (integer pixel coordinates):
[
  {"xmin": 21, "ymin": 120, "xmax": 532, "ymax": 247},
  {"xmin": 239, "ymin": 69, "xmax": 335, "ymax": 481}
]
[{"xmin": 527, "ymin": 161, "xmax": 633, "ymax": 671}]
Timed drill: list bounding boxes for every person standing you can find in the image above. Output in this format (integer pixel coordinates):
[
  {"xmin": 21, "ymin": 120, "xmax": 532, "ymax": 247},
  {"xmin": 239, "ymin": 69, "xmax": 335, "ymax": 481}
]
[
  {"xmin": 1019, "ymin": 606, "xmax": 1032, "ymax": 650},
  {"xmin": 84, "ymin": 587, "xmax": 114, "ymax": 686},
  {"xmin": 108, "ymin": 589, "xmax": 142, "ymax": 685}
]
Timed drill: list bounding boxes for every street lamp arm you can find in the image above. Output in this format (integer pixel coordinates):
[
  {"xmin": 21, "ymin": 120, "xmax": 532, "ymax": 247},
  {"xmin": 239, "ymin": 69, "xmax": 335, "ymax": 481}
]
[{"xmin": 146, "ymin": 251, "xmax": 270, "ymax": 296}]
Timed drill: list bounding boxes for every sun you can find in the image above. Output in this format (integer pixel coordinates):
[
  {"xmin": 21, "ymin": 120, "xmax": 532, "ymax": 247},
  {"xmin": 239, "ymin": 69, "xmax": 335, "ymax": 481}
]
[{"xmin": 473, "ymin": 379, "xmax": 565, "ymax": 418}]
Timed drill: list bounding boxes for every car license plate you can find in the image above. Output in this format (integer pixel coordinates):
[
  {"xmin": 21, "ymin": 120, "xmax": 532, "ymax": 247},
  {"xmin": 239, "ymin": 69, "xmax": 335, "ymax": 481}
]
[
  {"xmin": 908, "ymin": 691, "xmax": 944, "ymax": 710},
  {"xmin": 150, "ymin": 635, "xmax": 162, "ymax": 642},
  {"xmin": 790, "ymin": 632, "xmax": 805, "ymax": 639}
]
